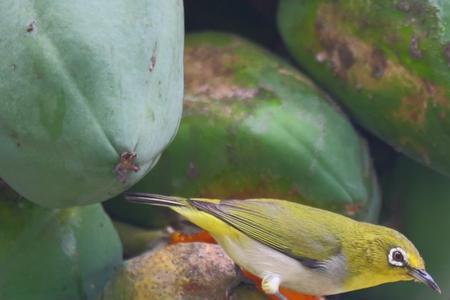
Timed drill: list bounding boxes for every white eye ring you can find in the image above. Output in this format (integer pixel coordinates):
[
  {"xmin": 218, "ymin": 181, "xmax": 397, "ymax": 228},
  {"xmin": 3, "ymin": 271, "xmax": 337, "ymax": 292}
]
[{"xmin": 388, "ymin": 247, "xmax": 407, "ymax": 267}]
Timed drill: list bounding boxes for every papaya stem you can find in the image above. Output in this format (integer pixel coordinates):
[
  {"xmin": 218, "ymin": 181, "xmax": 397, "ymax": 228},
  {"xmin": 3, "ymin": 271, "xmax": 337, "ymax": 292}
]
[{"xmin": 114, "ymin": 151, "xmax": 140, "ymax": 183}]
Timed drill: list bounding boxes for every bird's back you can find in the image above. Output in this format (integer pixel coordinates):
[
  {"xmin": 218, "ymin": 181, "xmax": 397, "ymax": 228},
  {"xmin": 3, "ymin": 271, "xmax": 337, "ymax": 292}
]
[{"xmin": 174, "ymin": 198, "xmax": 357, "ymax": 262}]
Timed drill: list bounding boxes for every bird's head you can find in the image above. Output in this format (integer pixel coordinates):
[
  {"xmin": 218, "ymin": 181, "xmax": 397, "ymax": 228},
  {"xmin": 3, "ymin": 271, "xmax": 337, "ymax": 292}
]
[{"xmin": 343, "ymin": 223, "xmax": 440, "ymax": 294}]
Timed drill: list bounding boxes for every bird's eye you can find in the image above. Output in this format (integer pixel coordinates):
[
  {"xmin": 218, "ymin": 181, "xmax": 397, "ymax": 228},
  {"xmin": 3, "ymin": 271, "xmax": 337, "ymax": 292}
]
[
  {"xmin": 388, "ymin": 247, "xmax": 407, "ymax": 267},
  {"xmin": 393, "ymin": 251, "xmax": 404, "ymax": 262}
]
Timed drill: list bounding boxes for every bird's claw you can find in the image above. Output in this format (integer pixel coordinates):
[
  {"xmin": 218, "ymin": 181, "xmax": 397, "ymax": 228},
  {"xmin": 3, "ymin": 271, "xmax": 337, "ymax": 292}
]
[{"xmin": 274, "ymin": 291, "xmax": 288, "ymax": 300}]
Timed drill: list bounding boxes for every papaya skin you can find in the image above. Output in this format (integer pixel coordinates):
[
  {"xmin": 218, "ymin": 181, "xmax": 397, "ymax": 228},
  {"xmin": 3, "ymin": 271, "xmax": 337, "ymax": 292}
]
[
  {"xmin": 278, "ymin": 0, "xmax": 450, "ymax": 176},
  {"xmin": 0, "ymin": 0, "xmax": 184, "ymax": 207}
]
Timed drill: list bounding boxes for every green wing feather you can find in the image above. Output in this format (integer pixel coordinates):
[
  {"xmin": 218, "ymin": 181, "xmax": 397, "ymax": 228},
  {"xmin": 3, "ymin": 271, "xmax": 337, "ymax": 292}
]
[{"xmin": 191, "ymin": 198, "xmax": 345, "ymax": 263}]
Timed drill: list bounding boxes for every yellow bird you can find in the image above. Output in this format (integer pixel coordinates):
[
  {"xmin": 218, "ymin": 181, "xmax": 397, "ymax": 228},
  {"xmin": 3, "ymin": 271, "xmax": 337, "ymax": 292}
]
[{"xmin": 126, "ymin": 193, "xmax": 440, "ymax": 299}]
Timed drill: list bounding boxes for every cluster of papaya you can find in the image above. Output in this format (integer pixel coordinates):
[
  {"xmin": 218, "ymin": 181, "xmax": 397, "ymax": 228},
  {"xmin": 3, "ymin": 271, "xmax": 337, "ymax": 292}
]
[
  {"xmin": 0, "ymin": 0, "xmax": 183, "ymax": 299},
  {"xmin": 1, "ymin": 0, "xmax": 449, "ymax": 299}
]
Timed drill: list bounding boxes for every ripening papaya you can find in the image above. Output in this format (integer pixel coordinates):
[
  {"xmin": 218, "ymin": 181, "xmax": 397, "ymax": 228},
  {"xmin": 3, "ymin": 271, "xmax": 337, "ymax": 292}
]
[
  {"xmin": 0, "ymin": 183, "xmax": 122, "ymax": 300},
  {"xmin": 0, "ymin": 0, "xmax": 184, "ymax": 207},
  {"xmin": 105, "ymin": 32, "xmax": 381, "ymax": 227},
  {"xmin": 99, "ymin": 242, "xmax": 265, "ymax": 300},
  {"xmin": 278, "ymin": 0, "xmax": 450, "ymax": 177}
]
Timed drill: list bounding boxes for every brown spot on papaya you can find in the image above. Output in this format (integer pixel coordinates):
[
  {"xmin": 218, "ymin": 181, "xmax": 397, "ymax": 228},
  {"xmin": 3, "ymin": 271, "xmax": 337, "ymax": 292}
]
[
  {"xmin": 337, "ymin": 43, "xmax": 354, "ymax": 70},
  {"xmin": 315, "ymin": 17, "xmax": 337, "ymax": 54},
  {"xmin": 184, "ymin": 45, "xmax": 258, "ymax": 102},
  {"xmin": 149, "ymin": 54, "xmax": 156, "ymax": 72},
  {"xmin": 149, "ymin": 43, "xmax": 157, "ymax": 72},
  {"xmin": 409, "ymin": 36, "xmax": 422, "ymax": 59},
  {"xmin": 26, "ymin": 21, "xmax": 35, "ymax": 33},
  {"xmin": 396, "ymin": 95, "xmax": 427, "ymax": 126},
  {"xmin": 371, "ymin": 48, "xmax": 387, "ymax": 78},
  {"xmin": 423, "ymin": 80, "xmax": 435, "ymax": 95},
  {"xmin": 314, "ymin": 2, "xmax": 450, "ymax": 112},
  {"xmin": 315, "ymin": 6, "xmax": 372, "ymax": 79},
  {"xmin": 423, "ymin": 81, "xmax": 450, "ymax": 109}
]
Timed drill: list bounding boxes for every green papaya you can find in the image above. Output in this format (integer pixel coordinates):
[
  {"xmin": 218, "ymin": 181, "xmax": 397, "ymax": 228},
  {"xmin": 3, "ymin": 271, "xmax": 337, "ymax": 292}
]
[
  {"xmin": 0, "ymin": 184, "xmax": 123, "ymax": 300},
  {"xmin": 105, "ymin": 32, "xmax": 381, "ymax": 226},
  {"xmin": 0, "ymin": 0, "xmax": 184, "ymax": 207},
  {"xmin": 347, "ymin": 156, "xmax": 450, "ymax": 300},
  {"xmin": 278, "ymin": 0, "xmax": 450, "ymax": 176}
]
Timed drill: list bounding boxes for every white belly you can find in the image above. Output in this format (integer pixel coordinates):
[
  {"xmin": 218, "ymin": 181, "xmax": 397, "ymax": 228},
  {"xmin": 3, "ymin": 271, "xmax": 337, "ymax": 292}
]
[{"xmin": 215, "ymin": 232, "xmax": 345, "ymax": 296}]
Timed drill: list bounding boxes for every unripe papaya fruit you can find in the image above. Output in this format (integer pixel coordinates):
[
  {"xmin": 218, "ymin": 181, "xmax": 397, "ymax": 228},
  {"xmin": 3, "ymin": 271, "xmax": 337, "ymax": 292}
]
[
  {"xmin": 0, "ymin": 0, "xmax": 184, "ymax": 207},
  {"xmin": 105, "ymin": 32, "xmax": 381, "ymax": 226},
  {"xmin": 278, "ymin": 0, "xmax": 450, "ymax": 176},
  {"xmin": 0, "ymin": 183, "xmax": 122, "ymax": 300}
]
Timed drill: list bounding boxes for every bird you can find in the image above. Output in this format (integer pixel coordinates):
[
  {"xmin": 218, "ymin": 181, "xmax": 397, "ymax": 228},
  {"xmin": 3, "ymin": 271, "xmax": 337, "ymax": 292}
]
[{"xmin": 125, "ymin": 193, "xmax": 441, "ymax": 299}]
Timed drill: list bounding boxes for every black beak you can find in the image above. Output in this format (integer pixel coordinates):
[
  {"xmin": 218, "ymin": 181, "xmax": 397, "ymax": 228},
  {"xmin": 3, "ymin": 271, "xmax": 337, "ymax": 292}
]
[{"xmin": 409, "ymin": 268, "xmax": 441, "ymax": 294}]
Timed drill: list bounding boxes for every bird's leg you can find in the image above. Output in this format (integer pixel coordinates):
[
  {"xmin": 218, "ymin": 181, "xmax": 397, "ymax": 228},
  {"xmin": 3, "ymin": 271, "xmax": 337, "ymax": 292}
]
[
  {"xmin": 225, "ymin": 264, "xmax": 255, "ymax": 300},
  {"xmin": 261, "ymin": 273, "xmax": 288, "ymax": 300}
]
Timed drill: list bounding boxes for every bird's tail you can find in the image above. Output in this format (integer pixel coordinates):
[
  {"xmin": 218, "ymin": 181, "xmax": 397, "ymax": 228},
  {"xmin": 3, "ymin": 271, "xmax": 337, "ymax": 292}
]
[{"xmin": 125, "ymin": 192, "xmax": 189, "ymax": 208}]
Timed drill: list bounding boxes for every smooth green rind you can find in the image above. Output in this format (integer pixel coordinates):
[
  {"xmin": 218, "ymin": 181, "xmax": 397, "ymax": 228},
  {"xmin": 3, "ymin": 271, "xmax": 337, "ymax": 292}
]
[
  {"xmin": 0, "ymin": 185, "xmax": 123, "ymax": 300},
  {"xmin": 347, "ymin": 157, "xmax": 450, "ymax": 300},
  {"xmin": 106, "ymin": 32, "xmax": 380, "ymax": 225},
  {"xmin": 278, "ymin": 0, "xmax": 450, "ymax": 176},
  {"xmin": 0, "ymin": 0, "xmax": 184, "ymax": 207}
]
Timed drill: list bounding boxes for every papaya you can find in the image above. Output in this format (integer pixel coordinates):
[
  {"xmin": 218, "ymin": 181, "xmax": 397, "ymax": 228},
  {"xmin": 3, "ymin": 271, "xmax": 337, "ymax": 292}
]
[
  {"xmin": 278, "ymin": 0, "xmax": 450, "ymax": 176},
  {"xmin": 99, "ymin": 243, "xmax": 240, "ymax": 300},
  {"xmin": 346, "ymin": 156, "xmax": 450, "ymax": 300},
  {"xmin": 105, "ymin": 32, "xmax": 381, "ymax": 226},
  {"xmin": 0, "ymin": 0, "xmax": 184, "ymax": 207},
  {"xmin": 0, "ymin": 184, "xmax": 123, "ymax": 300}
]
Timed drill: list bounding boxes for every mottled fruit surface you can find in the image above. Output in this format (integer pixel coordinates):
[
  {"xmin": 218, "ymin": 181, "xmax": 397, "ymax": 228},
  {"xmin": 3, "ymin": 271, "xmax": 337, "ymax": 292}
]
[
  {"xmin": 100, "ymin": 242, "xmax": 249, "ymax": 300},
  {"xmin": 278, "ymin": 0, "xmax": 450, "ymax": 176}
]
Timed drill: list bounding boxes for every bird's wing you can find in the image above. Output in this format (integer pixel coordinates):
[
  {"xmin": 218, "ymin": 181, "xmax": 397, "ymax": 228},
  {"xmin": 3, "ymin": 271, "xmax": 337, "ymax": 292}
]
[{"xmin": 190, "ymin": 198, "xmax": 342, "ymax": 266}]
